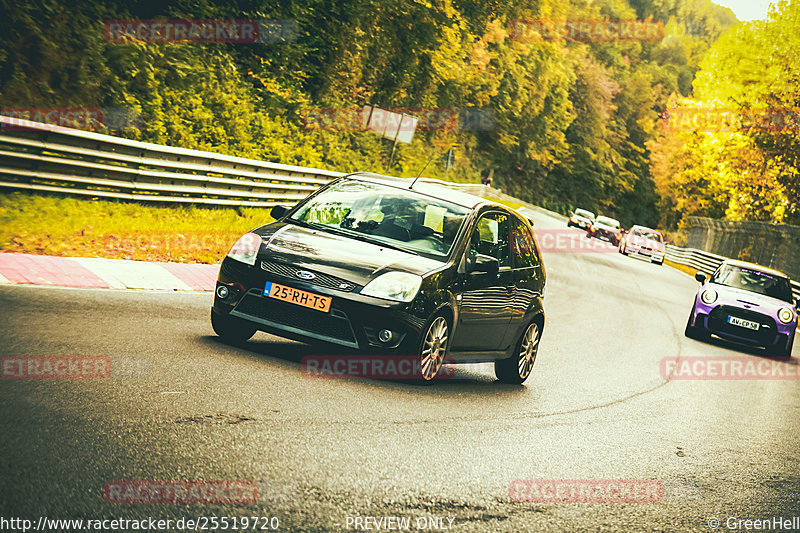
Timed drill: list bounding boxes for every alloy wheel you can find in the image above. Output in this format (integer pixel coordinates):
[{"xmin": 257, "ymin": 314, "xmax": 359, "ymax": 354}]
[
  {"xmin": 420, "ymin": 316, "xmax": 448, "ymax": 380},
  {"xmin": 517, "ymin": 322, "xmax": 540, "ymax": 380}
]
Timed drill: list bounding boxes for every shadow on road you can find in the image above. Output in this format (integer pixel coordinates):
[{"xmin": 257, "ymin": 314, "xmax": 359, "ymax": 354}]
[
  {"xmin": 197, "ymin": 335, "xmax": 535, "ymax": 394},
  {"xmin": 696, "ymin": 335, "xmax": 798, "ymax": 364}
]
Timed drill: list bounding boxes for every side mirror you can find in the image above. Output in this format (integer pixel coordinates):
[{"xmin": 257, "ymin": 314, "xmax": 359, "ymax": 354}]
[
  {"xmin": 469, "ymin": 254, "xmax": 499, "ymax": 277},
  {"xmin": 695, "ymin": 272, "xmax": 707, "ymax": 284},
  {"xmin": 270, "ymin": 205, "xmax": 289, "ymax": 220}
]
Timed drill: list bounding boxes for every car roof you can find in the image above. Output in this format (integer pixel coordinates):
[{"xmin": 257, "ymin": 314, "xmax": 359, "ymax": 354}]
[
  {"xmin": 630, "ymin": 225, "xmax": 661, "ymax": 233},
  {"xmin": 344, "ymin": 172, "xmax": 493, "ymax": 209},
  {"xmin": 597, "ymin": 215, "xmax": 620, "ymax": 222},
  {"xmin": 720, "ymin": 259, "xmax": 790, "ymax": 279}
]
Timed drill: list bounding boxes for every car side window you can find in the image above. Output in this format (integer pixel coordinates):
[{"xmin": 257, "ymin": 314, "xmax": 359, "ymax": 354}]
[
  {"xmin": 469, "ymin": 212, "xmax": 510, "ymax": 268},
  {"xmin": 510, "ymin": 217, "xmax": 539, "ymax": 269}
]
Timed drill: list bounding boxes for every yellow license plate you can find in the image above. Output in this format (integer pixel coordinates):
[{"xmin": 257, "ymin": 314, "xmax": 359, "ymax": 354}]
[{"xmin": 264, "ymin": 281, "xmax": 332, "ymax": 312}]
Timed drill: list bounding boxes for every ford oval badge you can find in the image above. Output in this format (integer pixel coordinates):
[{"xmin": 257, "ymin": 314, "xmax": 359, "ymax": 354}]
[{"xmin": 296, "ymin": 270, "xmax": 316, "ymax": 280}]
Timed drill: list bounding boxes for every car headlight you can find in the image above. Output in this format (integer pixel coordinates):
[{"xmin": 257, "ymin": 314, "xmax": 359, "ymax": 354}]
[
  {"xmin": 226, "ymin": 232, "xmax": 261, "ymax": 266},
  {"xmin": 701, "ymin": 288, "xmax": 718, "ymax": 304},
  {"xmin": 778, "ymin": 306, "xmax": 795, "ymax": 324},
  {"xmin": 361, "ymin": 272, "xmax": 422, "ymax": 302}
]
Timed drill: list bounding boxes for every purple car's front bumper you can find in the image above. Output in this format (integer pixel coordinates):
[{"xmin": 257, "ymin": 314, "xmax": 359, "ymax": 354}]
[{"xmin": 691, "ymin": 296, "xmax": 796, "ymax": 349}]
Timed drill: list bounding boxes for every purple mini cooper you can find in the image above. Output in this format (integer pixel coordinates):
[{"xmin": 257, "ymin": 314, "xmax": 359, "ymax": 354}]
[{"xmin": 685, "ymin": 260, "xmax": 798, "ymax": 357}]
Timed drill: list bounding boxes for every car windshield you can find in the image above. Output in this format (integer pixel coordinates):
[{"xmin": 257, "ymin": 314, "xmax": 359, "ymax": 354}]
[
  {"xmin": 596, "ymin": 216, "xmax": 619, "ymax": 228},
  {"xmin": 290, "ymin": 179, "xmax": 470, "ymax": 258},
  {"xmin": 575, "ymin": 209, "xmax": 594, "ymax": 219},
  {"xmin": 711, "ymin": 265, "xmax": 794, "ymax": 303},
  {"xmin": 636, "ymin": 230, "xmax": 663, "ymax": 242}
]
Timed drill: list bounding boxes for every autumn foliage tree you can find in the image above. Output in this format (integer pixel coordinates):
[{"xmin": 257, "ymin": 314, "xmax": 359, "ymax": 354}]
[{"xmin": 0, "ymin": 0, "xmax": 749, "ymax": 227}]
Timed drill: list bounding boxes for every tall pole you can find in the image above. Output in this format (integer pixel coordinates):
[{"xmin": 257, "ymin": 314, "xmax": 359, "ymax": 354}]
[{"xmin": 388, "ymin": 113, "xmax": 405, "ymax": 168}]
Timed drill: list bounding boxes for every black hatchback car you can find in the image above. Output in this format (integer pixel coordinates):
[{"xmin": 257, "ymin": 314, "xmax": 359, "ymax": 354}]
[{"xmin": 212, "ymin": 173, "xmax": 546, "ymax": 383}]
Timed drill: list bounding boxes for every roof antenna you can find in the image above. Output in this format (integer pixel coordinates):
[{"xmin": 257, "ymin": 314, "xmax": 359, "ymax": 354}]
[{"xmin": 409, "ymin": 151, "xmax": 437, "ymax": 189}]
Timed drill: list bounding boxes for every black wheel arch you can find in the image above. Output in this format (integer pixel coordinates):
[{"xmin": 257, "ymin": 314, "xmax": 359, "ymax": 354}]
[{"xmin": 503, "ymin": 297, "xmax": 545, "ymax": 357}]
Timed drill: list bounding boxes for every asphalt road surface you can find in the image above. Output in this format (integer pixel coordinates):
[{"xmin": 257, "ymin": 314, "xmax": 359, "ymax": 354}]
[{"xmin": 2, "ymin": 211, "xmax": 799, "ymax": 532}]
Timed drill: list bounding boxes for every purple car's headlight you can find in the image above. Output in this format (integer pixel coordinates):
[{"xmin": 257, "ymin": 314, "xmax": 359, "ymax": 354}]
[
  {"xmin": 701, "ymin": 288, "xmax": 718, "ymax": 304},
  {"xmin": 778, "ymin": 307, "xmax": 795, "ymax": 324}
]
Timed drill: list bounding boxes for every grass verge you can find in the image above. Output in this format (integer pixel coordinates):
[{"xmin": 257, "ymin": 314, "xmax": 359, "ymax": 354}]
[
  {"xmin": 664, "ymin": 258, "xmax": 700, "ymax": 278},
  {"xmin": 0, "ymin": 192, "xmax": 274, "ymax": 264}
]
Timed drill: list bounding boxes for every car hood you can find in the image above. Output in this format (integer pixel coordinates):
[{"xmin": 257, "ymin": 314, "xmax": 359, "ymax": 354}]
[
  {"xmin": 254, "ymin": 222, "xmax": 445, "ymax": 285},
  {"xmin": 596, "ymin": 224, "xmax": 620, "ymax": 233},
  {"xmin": 629, "ymin": 236, "xmax": 665, "ymax": 251},
  {"xmin": 703, "ymin": 283, "xmax": 793, "ymax": 313}
]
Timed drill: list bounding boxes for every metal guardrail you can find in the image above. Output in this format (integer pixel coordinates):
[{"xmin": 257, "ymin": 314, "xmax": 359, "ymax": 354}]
[
  {"xmin": 0, "ymin": 116, "xmax": 344, "ymax": 207},
  {"xmin": 0, "ymin": 115, "xmax": 552, "ymax": 212},
  {"xmin": 665, "ymin": 244, "xmax": 800, "ymax": 301}
]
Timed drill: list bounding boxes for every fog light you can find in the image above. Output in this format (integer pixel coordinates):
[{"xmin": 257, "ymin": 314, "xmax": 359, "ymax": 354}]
[
  {"xmin": 216, "ymin": 285, "xmax": 229, "ymax": 299},
  {"xmin": 378, "ymin": 329, "xmax": 393, "ymax": 343}
]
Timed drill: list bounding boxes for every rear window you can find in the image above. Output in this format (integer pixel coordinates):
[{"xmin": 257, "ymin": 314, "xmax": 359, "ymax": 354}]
[{"xmin": 510, "ymin": 217, "xmax": 539, "ymax": 269}]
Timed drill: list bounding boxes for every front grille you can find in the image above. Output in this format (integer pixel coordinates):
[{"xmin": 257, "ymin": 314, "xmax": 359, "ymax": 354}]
[
  {"xmin": 708, "ymin": 305, "xmax": 776, "ymax": 344},
  {"xmin": 260, "ymin": 261, "xmax": 357, "ymax": 292},
  {"xmin": 232, "ymin": 292, "xmax": 357, "ymax": 346}
]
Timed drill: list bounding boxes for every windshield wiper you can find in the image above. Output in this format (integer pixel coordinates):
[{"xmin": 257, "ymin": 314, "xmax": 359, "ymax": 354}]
[
  {"xmin": 287, "ymin": 218, "xmax": 410, "ymax": 253},
  {"xmin": 286, "ymin": 217, "xmax": 322, "ymax": 231},
  {"xmin": 329, "ymin": 225, "xmax": 410, "ymax": 253}
]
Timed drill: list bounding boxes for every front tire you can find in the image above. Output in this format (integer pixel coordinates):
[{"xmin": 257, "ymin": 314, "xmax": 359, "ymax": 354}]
[
  {"xmin": 495, "ymin": 320, "xmax": 541, "ymax": 384},
  {"xmin": 211, "ymin": 309, "xmax": 257, "ymax": 344},
  {"xmin": 418, "ymin": 314, "xmax": 450, "ymax": 381}
]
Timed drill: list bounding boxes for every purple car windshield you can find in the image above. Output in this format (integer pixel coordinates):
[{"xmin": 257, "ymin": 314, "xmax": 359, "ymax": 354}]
[{"xmin": 711, "ymin": 265, "xmax": 794, "ymax": 303}]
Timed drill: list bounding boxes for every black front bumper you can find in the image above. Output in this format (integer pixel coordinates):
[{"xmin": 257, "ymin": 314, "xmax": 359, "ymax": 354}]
[
  {"xmin": 213, "ymin": 257, "xmax": 426, "ymax": 352},
  {"xmin": 704, "ymin": 306, "xmax": 787, "ymax": 348},
  {"xmin": 231, "ymin": 290, "xmax": 360, "ymax": 347}
]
